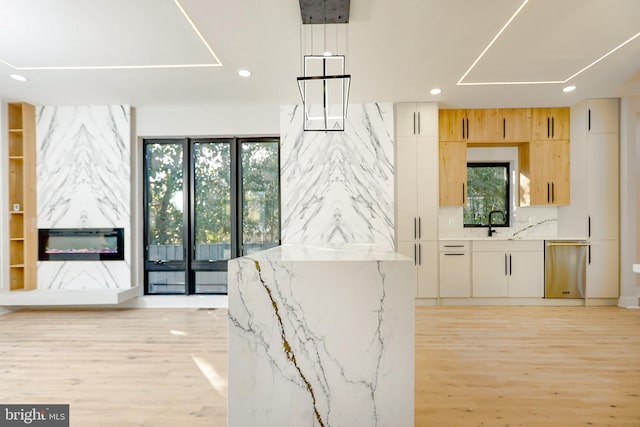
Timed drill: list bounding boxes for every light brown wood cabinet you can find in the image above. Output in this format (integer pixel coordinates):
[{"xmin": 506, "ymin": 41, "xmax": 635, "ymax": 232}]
[
  {"xmin": 500, "ymin": 108, "xmax": 531, "ymax": 142},
  {"xmin": 530, "ymin": 107, "xmax": 570, "ymax": 140},
  {"xmin": 439, "ymin": 140, "xmax": 467, "ymax": 206},
  {"xmin": 440, "ymin": 108, "xmax": 531, "ymax": 144},
  {"xmin": 438, "ymin": 109, "xmax": 467, "ymax": 142},
  {"xmin": 7, "ymin": 102, "xmax": 37, "ymax": 291},
  {"xmin": 519, "ymin": 139, "xmax": 570, "ymax": 206},
  {"xmin": 438, "ymin": 106, "xmax": 569, "ymax": 207}
]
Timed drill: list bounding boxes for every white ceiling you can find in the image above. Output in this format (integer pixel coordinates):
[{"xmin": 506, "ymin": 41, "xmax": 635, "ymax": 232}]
[{"xmin": 0, "ymin": 0, "xmax": 639, "ymax": 109}]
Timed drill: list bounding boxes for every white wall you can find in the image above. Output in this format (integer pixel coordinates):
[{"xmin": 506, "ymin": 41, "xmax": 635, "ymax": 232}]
[
  {"xmin": 135, "ymin": 104, "xmax": 280, "ymax": 137},
  {"xmin": 620, "ymin": 96, "xmax": 640, "ymax": 307}
]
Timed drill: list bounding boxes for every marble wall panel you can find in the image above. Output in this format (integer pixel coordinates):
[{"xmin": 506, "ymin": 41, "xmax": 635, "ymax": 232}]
[
  {"xmin": 36, "ymin": 106, "xmax": 131, "ymax": 290},
  {"xmin": 280, "ymin": 103, "xmax": 395, "ymax": 249}
]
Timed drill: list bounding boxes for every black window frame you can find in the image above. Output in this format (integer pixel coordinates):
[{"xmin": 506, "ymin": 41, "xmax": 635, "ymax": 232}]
[
  {"xmin": 463, "ymin": 162, "xmax": 510, "ymax": 228},
  {"xmin": 142, "ymin": 137, "xmax": 281, "ymax": 295}
]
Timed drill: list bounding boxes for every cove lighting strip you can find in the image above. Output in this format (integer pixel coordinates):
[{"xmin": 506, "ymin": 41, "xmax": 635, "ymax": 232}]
[
  {"xmin": 457, "ymin": 0, "xmax": 640, "ymax": 86},
  {"xmin": 0, "ymin": 0, "xmax": 221, "ymax": 71}
]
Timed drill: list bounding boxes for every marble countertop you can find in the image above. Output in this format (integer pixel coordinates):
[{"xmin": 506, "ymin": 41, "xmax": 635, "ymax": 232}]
[
  {"xmin": 439, "ymin": 236, "xmax": 588, "ymax": 241},
  {"xmin": 239, "ymin": 244, "xmax": 411, "ymax": 262}
]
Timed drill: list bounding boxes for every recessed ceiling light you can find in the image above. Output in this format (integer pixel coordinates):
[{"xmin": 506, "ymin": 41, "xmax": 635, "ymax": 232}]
[
  {"xmin": 10, "ymin": 74, "xmax": 28, "ymax": 82},
  {"xmin": 238, "ymin": 69, "xmax": 252, "ymax": 78},
  {"xmin": 562, "ymin": 85, "xmax": 576, "ymax": 93},
  {"xmin": 430, "ymin": 88, "xmax": 442, "ymax": 95}
]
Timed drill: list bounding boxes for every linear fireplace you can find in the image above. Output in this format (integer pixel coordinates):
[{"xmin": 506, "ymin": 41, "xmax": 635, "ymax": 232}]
[{"xmin": 38, "ymin": 228, "xmax": 125, "ymax": 261}]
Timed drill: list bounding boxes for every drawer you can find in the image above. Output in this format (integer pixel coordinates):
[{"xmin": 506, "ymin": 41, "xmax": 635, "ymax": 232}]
[
  {"xmin": 472, "ymin": 240, "xmax": 543, "ymax": 252},
  {"xmin": 439, "ymin": 240, "xmax": 469, "ymax": 252}
]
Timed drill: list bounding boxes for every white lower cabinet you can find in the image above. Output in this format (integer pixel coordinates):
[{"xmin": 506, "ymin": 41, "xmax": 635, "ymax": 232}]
[
  {"xmin": 472, "ymin": 240, "xmax": 544, "ymax": 298},
  {"xmin": 398, "ymin": 240, "xmax": 438, "ymax": 298},
  {"xmin": 587, "ymin": 239, "xmax": 619, "ymax": 298},
  {"xmin": 438, "ymin": 241, "xmax": 471, "ymax": 297}
]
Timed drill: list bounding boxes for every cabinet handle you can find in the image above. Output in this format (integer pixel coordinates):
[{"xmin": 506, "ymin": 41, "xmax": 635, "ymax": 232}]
[
  {"xmin": 588, "ymin": 216, "xmax": 591, "ymax": 238},
  {"xmin": 588, "ymin": 108, "xmax": 591, "ymax": 131},
  {"xmin": 418, "ymin": 243, "xmax": 422, "ymax": 266},
  {"xmin": 551, "ymin": 182, "xmax": 555, "ymax": 203},
  {"xmin": 413, "ymin": 112, "xmax": 417, "ymax": 135},
  {"xmin": 414, "ymin": 243, "xmax": 417, "ymax": 266},
  {"xmin": 444, "ymin": 253, "xmax": 465, "ymax": 256},
  {"xmin": 588, "ymin": 245, "xmax": 591, "ymax": 264},
  {"xmin": 504, "ymin": 253, "xmax": 508, "ymax": 276},
  {"xmin": 444, "ymin": 245, "xmax": 464, "ymax": 248},
  {"xmin": 418, "ymin": 217, "xmax": 422, "ymax": 239},
  {"xmin": 466, "ymin": 118, "xmax": 469, "ymax": 140},
  {"xmin": 462, "ymin": 118, "xmax": 465, "ymax": 139},
  {"xmin": 547, "ymin": 182, "xmax": 550, "ymax": 203},
  {"xmin": 509, "ymin": 254, "xmax": 512, "ymax": 276},
  {"xmin": 552, "ymin": 117, "xmax": 555, "ymax": 138},
  {"xmin": 417, "ymin": 112, "xmax": 421, "ymax": 135},
  {"xmin": 462, "ymin": 183, "xmax": 466, "ymax": 205},
  {"xmin": 414, "ymin": 217, "xmax": 417, "ymax": 239},
  {"xmin": 503, "ymin": 118, "xmax": 506, "ymax": 139},
  {"xmin": 547, "ymin": 117, "xmax": 550, "ymax": 138}
]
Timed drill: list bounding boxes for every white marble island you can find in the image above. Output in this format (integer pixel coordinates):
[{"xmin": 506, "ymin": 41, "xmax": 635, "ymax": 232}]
[{"xmin": 228, "ymin": 244, "xmax": 415, "ymax": 427}]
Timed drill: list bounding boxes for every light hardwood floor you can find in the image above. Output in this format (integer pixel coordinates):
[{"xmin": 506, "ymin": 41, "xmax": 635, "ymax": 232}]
[{"xmin": 1, "ymin": 306, "xmax": 639, "ymax": 426}]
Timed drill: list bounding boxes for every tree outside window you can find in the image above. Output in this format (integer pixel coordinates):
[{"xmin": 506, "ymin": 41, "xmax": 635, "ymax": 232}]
[{"xmin": 464, "ymin": 163, "xmax": 510, "ymax": 227}]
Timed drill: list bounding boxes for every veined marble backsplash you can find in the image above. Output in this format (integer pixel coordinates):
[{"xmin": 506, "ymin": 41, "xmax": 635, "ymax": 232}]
[
  {"xmin": 280, "ymin": 103, "xmax": 395, "ymax": 249},
  {"xmin": 36, "ymin": 106, "xmax": 131, "ymax": 290},
  {"xmin": 439, "ymin": 205, "xmax": 558, "ymax": 239}
]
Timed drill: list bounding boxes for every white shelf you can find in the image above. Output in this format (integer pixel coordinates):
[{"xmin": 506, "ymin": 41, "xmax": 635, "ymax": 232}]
[{"xmin": 0, "ymin": 288, "xmax": 138, "ymax": 306}]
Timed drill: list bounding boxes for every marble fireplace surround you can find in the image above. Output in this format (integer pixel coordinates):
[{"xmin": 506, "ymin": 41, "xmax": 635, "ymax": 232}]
[{"xmin": 36, "ymin": 105, "xmax": 132, "ymax": 291}]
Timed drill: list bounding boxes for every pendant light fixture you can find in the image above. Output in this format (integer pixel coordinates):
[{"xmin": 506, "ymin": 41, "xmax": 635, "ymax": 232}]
[{"xmin": 297, "ymin": 0, "xmax": 351, "ymax": 131}]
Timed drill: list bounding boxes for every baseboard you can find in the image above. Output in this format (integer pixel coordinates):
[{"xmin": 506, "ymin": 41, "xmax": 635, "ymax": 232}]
[
  {"xmin": 617, "ymin": 296, "xmax": 640, "ymax": 308},
  {"xmin": 120, "ymin": 294, "xmax": 228, "ymax": 308}
]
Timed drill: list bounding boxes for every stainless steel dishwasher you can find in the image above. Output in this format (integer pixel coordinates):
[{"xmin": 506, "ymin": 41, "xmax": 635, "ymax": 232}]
[{"xmin": 545, "ymin": 240, "xmax": 589, "ymax": 298}]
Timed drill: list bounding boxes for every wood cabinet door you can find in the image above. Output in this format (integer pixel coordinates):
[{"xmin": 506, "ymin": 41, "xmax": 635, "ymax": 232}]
[
  {"xmin": 438, "ymin": 109, "xmax": 466, "ymax": 141},
  {"xmin": 550, "ymin": 107, "xmax": 570, "ymax": 140},
  {"xmin": 531, "ymin": 107, "xmax": 570, "ymax": 140},
  {"xmin": 549, "ymin": 139, "xmax": 570, "ymax": 205},
  {"xmin": 501, "ymin": 108, "xmax": 531, "ymax": 142},
  {"xmin": 466, "ymin": 109, "xmax": 501, "ymax": 143},
  {"xmin": 439, "ymin": 140, "xmax": 467, "ymax": 206},
  {"xmin": 525, "ymin": 141, "xmax": 553, "ymax": 205},
  {"xmin": 520, "ymin": 140, "xmax": 570, "ymax": 206}
]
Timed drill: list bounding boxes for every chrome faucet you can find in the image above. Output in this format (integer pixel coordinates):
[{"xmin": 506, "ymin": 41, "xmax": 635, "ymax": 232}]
[{"xmin": 488, "ymin": 210, "xmax": 505, "ymax": 237}]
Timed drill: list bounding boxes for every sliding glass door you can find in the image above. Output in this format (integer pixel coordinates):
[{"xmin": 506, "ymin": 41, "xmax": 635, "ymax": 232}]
[{"xmin": 143, "ymin": 137, "xmax": 279, "ymax": 295}]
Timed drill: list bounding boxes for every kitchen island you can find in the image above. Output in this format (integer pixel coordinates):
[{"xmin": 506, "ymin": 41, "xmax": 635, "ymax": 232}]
[{"xmin": 228, "ymin": 244, "xmax": 415, "ymax": 427}]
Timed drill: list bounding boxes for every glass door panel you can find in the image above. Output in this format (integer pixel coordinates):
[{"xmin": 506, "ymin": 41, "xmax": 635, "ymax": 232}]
[
  {"xmin": 144, "ymin": 141, "xmax": 187, "ymax": 294},
  {"xmin": 193, "ymin": 141, "xmax": 232, "ymax": 293},
  {"xmin": 241, "ymin": 140, "xmax": 280, "ymax": 255}
]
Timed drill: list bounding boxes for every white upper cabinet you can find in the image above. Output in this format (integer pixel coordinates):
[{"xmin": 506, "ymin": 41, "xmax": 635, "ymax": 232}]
[
  {"xmin": 586, "ymin": 99, "xmax": 619, "ymax": 134},
  {"xmin": 396, "ymin": 103, "xmax": 438, "ymax": 137}
]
